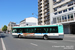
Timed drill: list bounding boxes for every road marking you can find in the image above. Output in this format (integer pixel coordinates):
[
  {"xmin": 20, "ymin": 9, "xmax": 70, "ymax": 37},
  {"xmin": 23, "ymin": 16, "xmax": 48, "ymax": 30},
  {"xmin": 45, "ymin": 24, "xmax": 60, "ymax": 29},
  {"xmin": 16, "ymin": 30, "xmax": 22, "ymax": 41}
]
[
  {"xmin": 1, "ymin": 38, "xmax": 6, "ymax": 50},
  {"xmin": 30, "ymin": 43, "xmax": 38, "ymax": 46},
  {"xmin": 49, "ymin": 41, "xmax": 57, "ymax": 43}
]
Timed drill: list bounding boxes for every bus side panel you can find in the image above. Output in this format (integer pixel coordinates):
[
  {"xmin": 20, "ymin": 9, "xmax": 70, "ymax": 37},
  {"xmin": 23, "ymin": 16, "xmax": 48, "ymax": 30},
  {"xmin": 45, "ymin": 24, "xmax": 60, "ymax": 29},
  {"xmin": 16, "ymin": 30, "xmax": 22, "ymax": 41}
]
[
  {"xmin": 34, "ymin": 33, "xmax": 49, "ymax": 38},
  {"xmin": 12, "ymin": 33, "xmax": 24, "ymax": 37},
  {"xmin": 23, "ymin": 33, "xmax": 34, "ymax": 37},
  {"xmin": 12, "ymin": 33, "xmax": 19, "ymax": 37},
  {"xmin": 34, "ymin": 33, "xmax": 44, "ymax": 38}
]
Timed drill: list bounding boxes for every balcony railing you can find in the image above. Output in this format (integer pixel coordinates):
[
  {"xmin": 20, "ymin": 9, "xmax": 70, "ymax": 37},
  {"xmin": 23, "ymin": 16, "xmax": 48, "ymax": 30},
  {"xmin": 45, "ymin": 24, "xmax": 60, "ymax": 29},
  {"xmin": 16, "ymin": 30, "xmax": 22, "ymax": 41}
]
[
  {"xmin": 38, "ymin": 19, "xmax": 42, "ymax": 22},
  {"xmin": 68, "ymin": 3, "xmax": 73, "ymax": 6},
  {"xmin": 44, "ymin": 2, "xmax": 48, "ymax": 6},
  {"xmin": 68, "ymin": 2, "xmax": 75, "ymax": 7},
  {"xmin": 45, "ymin": 10, "xmax": 47, "ymax": 12},
  {"xmin": 44, "ymin": 6, "xmax": 47, "ymax": 9}
]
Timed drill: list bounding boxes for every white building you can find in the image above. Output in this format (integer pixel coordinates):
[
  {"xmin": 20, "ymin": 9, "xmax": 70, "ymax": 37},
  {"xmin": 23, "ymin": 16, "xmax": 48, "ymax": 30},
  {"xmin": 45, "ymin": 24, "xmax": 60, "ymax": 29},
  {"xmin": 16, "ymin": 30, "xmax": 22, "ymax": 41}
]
[
  {"xmin": 20, "ymin": 17, "xmax": 38, "ymax": 26},
  {"xmin": 38, "ymin": 0, "xmax": 75, "ymax": 34},
  {"xmin": 51, "ymin": 0, "xmax": 75, "ymax": 34},
  {"xmin": 7, "ymin": 22, "xmax": 16, "ymax": 31}
]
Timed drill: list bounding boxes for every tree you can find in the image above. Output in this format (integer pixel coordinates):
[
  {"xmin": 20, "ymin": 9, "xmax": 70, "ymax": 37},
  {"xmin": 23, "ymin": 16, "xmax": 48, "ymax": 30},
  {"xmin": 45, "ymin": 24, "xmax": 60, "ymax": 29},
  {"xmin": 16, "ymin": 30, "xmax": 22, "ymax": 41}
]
[{"xmin": 2, "ymin": 25, "xmax": 7, "ymax": 31}]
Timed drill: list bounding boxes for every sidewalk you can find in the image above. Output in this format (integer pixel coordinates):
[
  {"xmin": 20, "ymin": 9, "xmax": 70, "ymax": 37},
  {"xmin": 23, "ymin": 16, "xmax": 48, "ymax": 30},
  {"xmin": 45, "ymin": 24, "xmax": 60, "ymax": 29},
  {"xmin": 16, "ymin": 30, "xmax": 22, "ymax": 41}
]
[{"xmin": 64, "ymin": 34, "xmax": 75, "ymax": 38}]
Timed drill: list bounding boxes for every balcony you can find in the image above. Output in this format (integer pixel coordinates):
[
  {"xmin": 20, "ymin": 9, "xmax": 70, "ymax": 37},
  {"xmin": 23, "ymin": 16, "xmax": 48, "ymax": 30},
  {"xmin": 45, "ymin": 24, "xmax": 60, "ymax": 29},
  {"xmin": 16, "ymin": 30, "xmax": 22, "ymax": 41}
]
[
  {"xmin": 38, "ymin": 0, "xmax": 42, "ymax": 2},
  {"xmin": 44, "ymin": 21, "xmax": 50, "ymax": 25},
  {"xmin": 44, "ymin": 10, "xmax": 47, "ymax": 13},
  {"xmin": 54, "ymin": 9, "xmax": 57, "ymax": 12},
  {"xmin": 44, "ymin": 17, "xmax": 50, "ymax": 21},
  {"xmin": 38, "ymin": 4, "xmax": 42, "ymax": 8},
  {"xmin": 38, "ymin": 19, "xmax": 42, "ymax": 22},
  {"xmin": 68, "ymin": 2, "xmax": 75, "ymax": 7},
  {"xmin": 68, "ymin": 3, "xmax": 73, "ymax": 7},
  {"xmin": 38, "ymin": 1, "xmax": 42, "ymax": 6},
  {"xmin": 38, "ymin": 22, "xmax": 42, "ymax": 25},
  {"xmin": 38, "ymin": 16, "xmax": 42, "ymax": 18},
  {"xmin": 44, "ymin": 6, "xmax": 47, "ymax": 9},
  {"xmin": 38, "ymin": 11, "xmax": 42, "ymax": 14},
  {"xmin": 53, "ymin": 0, "xmax": 71, "ymax": 8},
  {"xmin": 53, "ymin": 0, "xmax": 61, "ymax": 4},
  {"xmin": 44, "ymin": 13, "xmax": 47, "ymax": 17},
  {"xmin": 44, "ymin": 0, "xmax": 47, "ymax": 2},
  {"xmin": 38, "ymin": 2, "xmax": 41, "ymax": 5},
  {"xmin": 38, "ymin": 8, "xmax": 42, "ymax": 12},
  {"xmin": 57, "ymin": 5, "xmax": 67, "ymax": 11},
  {"xmin": 44, "ymin": 2, "xmax": 48, "ymax": 5}
]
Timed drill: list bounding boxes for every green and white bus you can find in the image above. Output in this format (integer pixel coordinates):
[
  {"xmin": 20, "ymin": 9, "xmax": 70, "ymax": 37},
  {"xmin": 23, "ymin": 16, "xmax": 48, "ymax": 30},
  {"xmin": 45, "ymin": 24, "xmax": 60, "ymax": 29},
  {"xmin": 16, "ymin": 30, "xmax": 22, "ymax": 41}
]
[{"xmin": 12, "ymin": 25, "xmax": 64, "ymax": 40}]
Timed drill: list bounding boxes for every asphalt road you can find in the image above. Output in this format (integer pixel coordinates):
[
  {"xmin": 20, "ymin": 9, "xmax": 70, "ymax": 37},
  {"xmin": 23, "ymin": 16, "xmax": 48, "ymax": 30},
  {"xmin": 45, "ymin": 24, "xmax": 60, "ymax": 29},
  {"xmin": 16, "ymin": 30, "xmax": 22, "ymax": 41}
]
[
  {"xmin": 0, "ymin": 33, "xmax": 75, "ymax": 50},
  {"xmin": 0, "ymin": 34, "xmax": 2, "ymax": 50}
]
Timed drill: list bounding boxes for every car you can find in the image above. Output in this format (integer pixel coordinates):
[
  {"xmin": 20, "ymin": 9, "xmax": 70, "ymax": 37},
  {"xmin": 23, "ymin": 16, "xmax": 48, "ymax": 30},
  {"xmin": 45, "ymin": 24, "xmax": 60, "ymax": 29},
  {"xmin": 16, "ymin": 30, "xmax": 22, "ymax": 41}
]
[{"xmin": 0, "ymin": 31, "xmax": 3, "ymax": 33}]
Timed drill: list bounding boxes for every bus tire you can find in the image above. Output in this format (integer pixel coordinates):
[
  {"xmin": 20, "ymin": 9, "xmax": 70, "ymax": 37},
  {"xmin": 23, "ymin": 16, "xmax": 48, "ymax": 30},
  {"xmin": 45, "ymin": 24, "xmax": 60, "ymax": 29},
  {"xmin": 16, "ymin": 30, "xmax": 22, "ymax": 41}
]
[
  {"xmin": 18, "ymin": 34, "xmax": 21, "ymax": 38},
  {"xmin": 60, "ymin": 38, "xmax": 63, "ymax": 40},
  {"xmin": 43, "ymin": 35, "xmax": 48, "ymax": 40}
]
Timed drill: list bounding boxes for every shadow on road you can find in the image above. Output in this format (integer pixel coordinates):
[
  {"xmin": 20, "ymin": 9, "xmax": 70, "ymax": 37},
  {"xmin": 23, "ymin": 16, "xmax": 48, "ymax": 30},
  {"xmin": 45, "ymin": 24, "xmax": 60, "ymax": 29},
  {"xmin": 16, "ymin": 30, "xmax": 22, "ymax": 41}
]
[
  {"xmin": 0, "ymin": 33, "xmax": 8, "ymax": 38},
  {"xmin": 14, "ymin": 37, "xmax": 63, "ymax": 40}
]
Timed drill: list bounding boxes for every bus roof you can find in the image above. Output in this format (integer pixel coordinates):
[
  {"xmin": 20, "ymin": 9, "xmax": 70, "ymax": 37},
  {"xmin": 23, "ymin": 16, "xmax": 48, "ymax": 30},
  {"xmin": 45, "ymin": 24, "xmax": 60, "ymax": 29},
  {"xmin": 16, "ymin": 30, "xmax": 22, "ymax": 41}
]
[{"xmin": 13, "ymin": 25, "xmax": 62, "ymax": 28}]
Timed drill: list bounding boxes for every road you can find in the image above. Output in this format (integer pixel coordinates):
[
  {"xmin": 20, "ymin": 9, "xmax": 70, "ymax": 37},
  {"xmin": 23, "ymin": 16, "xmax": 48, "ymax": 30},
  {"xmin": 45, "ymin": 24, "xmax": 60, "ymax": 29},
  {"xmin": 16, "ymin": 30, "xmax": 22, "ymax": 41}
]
[{"xmin": 0, "ymin": 33, "xmax": 75, "ymax": 50}]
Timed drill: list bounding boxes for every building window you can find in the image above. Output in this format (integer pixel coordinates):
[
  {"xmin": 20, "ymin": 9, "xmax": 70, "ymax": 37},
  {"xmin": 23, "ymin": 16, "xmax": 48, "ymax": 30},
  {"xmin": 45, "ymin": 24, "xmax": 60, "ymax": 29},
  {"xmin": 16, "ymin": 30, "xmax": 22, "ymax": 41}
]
[
  {"xmin": 68, "ymin": 1, "xmax": 73, "ymax": 6},
  {"xmin": 69, "ymin": 7, "xmax": 73, "ymax": 11},
  {"xmin": 62, "ymin": 15, "xmax": 67, "ymax": 22},
  {"xmin": 54, "ymin": 12, "xmax": 57, "ymax": 15},
  {"xmin": 53, "ymin": 0, "xmax": 64, "ymax": 5},
  {"xmin": 63, "ymin": 9, "xmax": 67, "ymax": 12},
  {"xmin": 53, "ymin": 18, "xmax": 56, "ymax": 23},
  {"xmin": 57, "ymin": 17, "xmax": 59, "ymax": 23},
  {"xmin": 62, "ymin": 16, "xmax": 64, "ymax": 22},
  {"xmin": 65, "ymin": 16, "xmax": 67, "ymax": 19},
  {"xmin": 68, "ymin": 14, "xmax": 73, "ymax": 21},
  {"xmin": 59, "ymin": 11, "xmax": 62, "ymax": 14},
  {"xmin": 57, "ymin": 17, "xmax": 61, "ymax": 23},
  {"xmin": 54, "ymin": 8, "xmax": 57, "ymax": 12}
]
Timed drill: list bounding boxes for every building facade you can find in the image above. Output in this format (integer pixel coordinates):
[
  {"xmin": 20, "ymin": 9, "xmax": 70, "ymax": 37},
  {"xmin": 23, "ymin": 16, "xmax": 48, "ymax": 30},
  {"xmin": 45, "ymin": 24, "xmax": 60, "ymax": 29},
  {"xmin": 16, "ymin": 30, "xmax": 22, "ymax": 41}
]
[
  {"xmin": 38, "ymin": 0, "xmax": 75, "ymax": 34},
  {"xmin": 0, "ymin": 29, "xmax": 2, "ymax": 32},
  {"xmin": 38, "ymin": 0, "xmax": 51, "ymax": 25},
  {"xmin": 20, "ymin": 17, "xmax": 38, "ymax": 26},
  {"xmin": 52, "ymin": 0, "xmax": 75, "ymax": 34},
  {"xmin": 7, "ymin": 22, "xmax": 16, "ymax": 31}
]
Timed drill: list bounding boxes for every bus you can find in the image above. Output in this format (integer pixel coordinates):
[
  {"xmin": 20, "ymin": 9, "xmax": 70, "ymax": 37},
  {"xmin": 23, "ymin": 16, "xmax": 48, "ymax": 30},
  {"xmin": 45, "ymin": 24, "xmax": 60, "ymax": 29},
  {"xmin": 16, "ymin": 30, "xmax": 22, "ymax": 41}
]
[{"xmin": 12, "ymin": 25, "xmax": 64, "ymax": 40}]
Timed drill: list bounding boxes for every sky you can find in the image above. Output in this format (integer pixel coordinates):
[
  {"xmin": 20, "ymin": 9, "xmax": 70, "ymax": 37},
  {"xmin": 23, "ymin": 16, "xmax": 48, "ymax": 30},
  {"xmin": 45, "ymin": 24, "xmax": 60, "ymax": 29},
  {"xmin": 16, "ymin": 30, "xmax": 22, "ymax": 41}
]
[{"xmin": 0, "ymin": 0, "xmax": 38, "ymax": 28}]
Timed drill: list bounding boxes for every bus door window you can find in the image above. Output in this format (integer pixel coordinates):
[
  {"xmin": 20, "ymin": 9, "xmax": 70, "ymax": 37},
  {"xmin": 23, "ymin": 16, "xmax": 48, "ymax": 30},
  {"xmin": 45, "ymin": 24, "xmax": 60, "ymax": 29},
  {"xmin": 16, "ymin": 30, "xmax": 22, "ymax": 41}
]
[{"xmin": 12, "ymin": 29, "xmax": 17, "ymax": 33}]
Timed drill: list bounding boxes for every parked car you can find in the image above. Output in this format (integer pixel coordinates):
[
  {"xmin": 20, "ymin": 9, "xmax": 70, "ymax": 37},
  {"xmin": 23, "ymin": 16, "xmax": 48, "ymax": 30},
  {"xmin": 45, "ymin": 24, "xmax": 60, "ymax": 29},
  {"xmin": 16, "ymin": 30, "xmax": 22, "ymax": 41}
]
[{"xmin": 0, "ymin": 31, "xmax": 3, "ymax": 33}]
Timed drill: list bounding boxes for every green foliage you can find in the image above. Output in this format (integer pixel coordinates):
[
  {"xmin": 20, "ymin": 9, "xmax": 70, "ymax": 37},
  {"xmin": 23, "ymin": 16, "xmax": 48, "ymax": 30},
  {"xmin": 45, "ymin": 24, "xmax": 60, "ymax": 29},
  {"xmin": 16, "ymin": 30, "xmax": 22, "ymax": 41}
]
[{"xmin": 2, "ymin": 25, "xmax": 7, "ymax": 31}]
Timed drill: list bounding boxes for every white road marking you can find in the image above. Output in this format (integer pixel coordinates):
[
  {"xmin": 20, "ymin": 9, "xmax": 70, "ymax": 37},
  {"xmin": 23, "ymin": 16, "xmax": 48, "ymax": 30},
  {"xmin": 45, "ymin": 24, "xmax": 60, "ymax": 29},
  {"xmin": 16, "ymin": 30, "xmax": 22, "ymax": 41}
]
[
  {"xmin": 64, "ymin": 40, "xmax": 75, "ymax": 42},
  {"xmin": 30, "ymin": 43, "xmax": 38, "ymax": 46},
  {"xmin": 1, "ymin": 38, "xmax": 6, "ymax": 50},
  {"xmin": 49, "ymin": 41, "xmax": 57, "ymax": 43}
]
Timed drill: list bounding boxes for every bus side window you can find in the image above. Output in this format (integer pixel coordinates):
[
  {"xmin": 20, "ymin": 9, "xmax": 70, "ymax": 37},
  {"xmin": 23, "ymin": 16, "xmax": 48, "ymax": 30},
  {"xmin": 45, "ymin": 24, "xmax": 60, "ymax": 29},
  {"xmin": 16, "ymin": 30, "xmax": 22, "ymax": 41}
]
[
  {"xmin": 18, "ymin": 29, "xmax": 22, "ymax": 33},
  {"xmin": 44, "ymin": 28, "xmax": 48, "ymax": 33},
  {"xmin": 50, "ymin": 28, "xmax": 52, "ymax": 33},
  {"xmin": 12, "ymin": 29, "xmax": 17, "ymax": 33}
]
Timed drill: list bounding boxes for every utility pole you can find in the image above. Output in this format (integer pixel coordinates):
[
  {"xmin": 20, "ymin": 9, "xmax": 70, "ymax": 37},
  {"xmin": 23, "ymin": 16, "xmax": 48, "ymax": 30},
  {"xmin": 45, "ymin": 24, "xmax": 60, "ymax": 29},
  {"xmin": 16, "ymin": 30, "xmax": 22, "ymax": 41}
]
[{"xmin": 32, "ymin": 13, "xmax": 38, "ymax": 17}]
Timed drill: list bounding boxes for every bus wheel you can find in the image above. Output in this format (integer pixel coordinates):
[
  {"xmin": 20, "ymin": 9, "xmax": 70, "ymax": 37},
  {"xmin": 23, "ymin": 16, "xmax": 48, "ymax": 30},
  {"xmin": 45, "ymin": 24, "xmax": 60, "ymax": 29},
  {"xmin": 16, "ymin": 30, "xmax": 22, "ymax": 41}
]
[
  {"xmin": 60, "ymin": 38, "xmax": 63, "ymax": 40},
  {"xmin": 18, "ymin": 34, "xmax": 21, "ymax": 38},
  {"xmin": 43, "ymin": 35, "xmax": 48, "ymax": 40}
]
